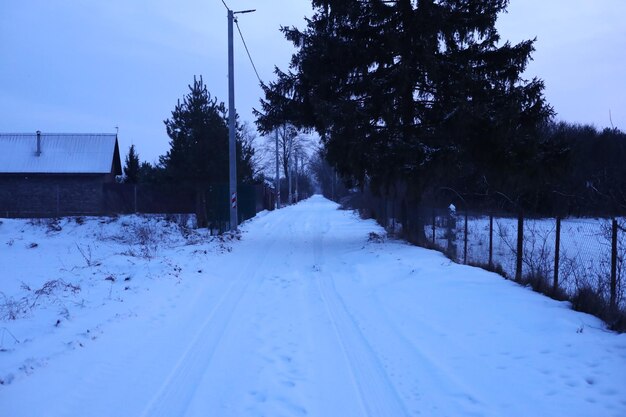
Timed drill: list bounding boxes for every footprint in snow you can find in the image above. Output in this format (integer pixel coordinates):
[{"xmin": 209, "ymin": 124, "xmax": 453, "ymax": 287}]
[{"xmin": 249, "ymin": 390, "xmax": 267, "ymax": 403}]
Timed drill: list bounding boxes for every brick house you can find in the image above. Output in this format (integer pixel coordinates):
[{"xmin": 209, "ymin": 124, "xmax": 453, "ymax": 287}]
[{"xmin": 0, "ymin": 132, "xmax": 122, "ymax": 217}]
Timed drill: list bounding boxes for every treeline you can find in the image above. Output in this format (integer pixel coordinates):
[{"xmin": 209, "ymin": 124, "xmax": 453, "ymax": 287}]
[
  {"xmin": 256, "ymin": 0, "xmax": 624, "ymax": 222},
  {"xmin": 537, "ymin": 122, "xmax": 626, "ymax": 216},
  {"xmin": 437, "ymin": 121, "xmax": 626, "ymax": 216}
]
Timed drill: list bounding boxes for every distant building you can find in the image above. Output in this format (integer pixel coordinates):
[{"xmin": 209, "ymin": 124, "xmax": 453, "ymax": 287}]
[{"xmin": 0, "ymin": 132, "xmax": 122, "ymax": 217}]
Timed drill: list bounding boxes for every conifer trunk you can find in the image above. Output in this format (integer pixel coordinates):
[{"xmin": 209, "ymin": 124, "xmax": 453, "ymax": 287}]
[{"xmin": 195, "ymin": 188, "xmax": 208, "ymax": 229}]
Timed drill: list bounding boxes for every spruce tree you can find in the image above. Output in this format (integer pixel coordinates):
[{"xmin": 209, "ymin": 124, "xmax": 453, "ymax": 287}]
[{"xmin": 259, "ymin": 0, "xmax": 553, "ymax": 230}]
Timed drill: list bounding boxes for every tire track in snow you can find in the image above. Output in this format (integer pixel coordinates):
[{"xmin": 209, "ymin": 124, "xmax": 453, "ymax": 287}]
[
  {"xmin": 313, "ymin": 225, "xmax": 411, "ymax": 417},
  {"xmin": 356, "ymin": 291, "xmax": 489, "ymax": 415},
  {"xmin": 319, "ymin": 236, "xmax": 489, "ymax": 416},
  {"xmin": 139, "ymin": 216, "xmax": 287, "ymax": 417}
]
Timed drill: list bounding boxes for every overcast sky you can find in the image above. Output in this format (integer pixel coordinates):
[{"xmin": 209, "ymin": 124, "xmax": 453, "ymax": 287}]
[{"xmin": 1, "ymin": 1, "xmax": 625, "ymax": 164}]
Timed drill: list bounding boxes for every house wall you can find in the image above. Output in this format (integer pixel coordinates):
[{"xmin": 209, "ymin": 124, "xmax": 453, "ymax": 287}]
[{"xmin": 0, "ymin": 174, "xmax": 108, "ymax": 217}]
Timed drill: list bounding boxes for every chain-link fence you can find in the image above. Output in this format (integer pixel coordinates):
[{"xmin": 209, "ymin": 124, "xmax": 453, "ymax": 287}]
[
  {"xmin": 345, "ymin": 190, "xmax": 625, "ymax": 329},
  {"xmin": 422, "ymin": 208, "xmax": 625, "ymax": 328}
]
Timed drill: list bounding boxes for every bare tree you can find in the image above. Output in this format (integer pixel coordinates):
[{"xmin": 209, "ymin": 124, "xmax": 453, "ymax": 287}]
[
  {"xmin": 262, "ymin": 124, "xmax": 313, "ymax": 204},
  {"xmin": 239, "ymin": 122, "xmax": 267, "ymax": 181}
]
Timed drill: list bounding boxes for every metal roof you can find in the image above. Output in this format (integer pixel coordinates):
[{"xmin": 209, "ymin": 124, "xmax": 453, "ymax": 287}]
[{"xmin": 0, "ymin": 133, "xmax": 122, "ymax": 175}]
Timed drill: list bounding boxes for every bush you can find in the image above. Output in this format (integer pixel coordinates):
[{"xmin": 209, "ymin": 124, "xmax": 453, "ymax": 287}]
[
  {"xmin": 0, "ymin": 293, "xmax": 29, "ymax": 321},
  {"xmin": 521, "ymin": 272, "xmax": 569, "ymax": 302},
  {"xmin": 572, "ymin": 285, "xmax": 608, "ymax": 319},
  {"xmin": 0, "ymin": 280, "xmax": 80, "ymax": 321},
  {"xmin": 608, "ymin": 310, "xmax": 626, "ymax": 332}
]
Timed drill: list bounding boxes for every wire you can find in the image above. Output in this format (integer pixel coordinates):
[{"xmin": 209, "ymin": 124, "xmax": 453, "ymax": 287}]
[
  {"xmin": 234, "ymin": 19, "xmax": 263, "ymax": 84},
  {"xmin": 218, "ymin": 0, "xmax": 262, "ymax": 84}
]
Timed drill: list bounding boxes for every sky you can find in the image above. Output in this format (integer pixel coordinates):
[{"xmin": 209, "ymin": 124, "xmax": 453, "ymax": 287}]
[{"xmin": 1, "ymin": 0, "xmax": 625, "ymax": 164}]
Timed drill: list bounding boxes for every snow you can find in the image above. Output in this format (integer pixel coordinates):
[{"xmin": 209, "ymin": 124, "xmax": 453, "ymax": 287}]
[
  {"xmin": 431, "ymin": 215, "xmax": 626, "ymax": 305},
  {"xmin": 1, "ymin": 195, "xmax": 625, "ymax": 417},
  {"xmin": 0, "ymin": 133, "xmax": 119, "ymax": 174}
]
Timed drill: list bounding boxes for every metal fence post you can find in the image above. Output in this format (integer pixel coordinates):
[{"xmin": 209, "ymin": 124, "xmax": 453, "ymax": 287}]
[
  {"xmin": 489, "ymin": 214, "xmax": 494, "ymax": 268},
  {"xmin": 553, "ymin": 216, "xmax": 561, "ymax": 294},
  {"xmin": 432, "ymin": 208, "xmax": 436, "ymax": 244},
  {"xmin": 516, "ymin": 212, "xmax": 524, "ymax": 282},
  {"xmin": 391, "ymin": 197, "xmax": 396, "ymax": 231},
  {"xmin": 610, "ymin": 218, "xmax": 618, "ymax": 310}
]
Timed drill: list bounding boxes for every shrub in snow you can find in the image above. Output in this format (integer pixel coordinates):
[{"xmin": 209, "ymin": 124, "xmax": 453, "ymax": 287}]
[
  {"xmin": 367, "ymin": 232, "xmax": 385, "ymax": 243},
  {"xmin": 0, "ymin": 293, "xmax": 29, "ymax": 321},
  {"xmin": 0, "ymin": 280, "xmax": 80, "ymax": 321},
  {"xmin": 572, "ymin": 285, "xmax": 609, "ymax": 319},
  {"xmin": 26, "ymin": 218, "xmax": 62, "ymax": 233},
  {"xmin": 107, "ymin": 217, "xmax": 165, "ymax": 259},
  {"xmin": 76, "ymin": 244, "xmax": 101, "ymax": 267}
]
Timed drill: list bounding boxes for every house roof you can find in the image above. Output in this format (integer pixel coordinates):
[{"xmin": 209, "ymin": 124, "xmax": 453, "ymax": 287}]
[{"xmin": 0, "ymin": 133, "xmax": 122, "ymax": 175}]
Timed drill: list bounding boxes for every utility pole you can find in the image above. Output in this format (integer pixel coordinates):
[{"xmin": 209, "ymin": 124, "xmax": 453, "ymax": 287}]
[
  {"xmin": 227, "ymin": 9, "xmax": 237, "ymax": 231},
  {"xmin": 227, "ymin": 7, "xmax": 255, "ymax": 231}
]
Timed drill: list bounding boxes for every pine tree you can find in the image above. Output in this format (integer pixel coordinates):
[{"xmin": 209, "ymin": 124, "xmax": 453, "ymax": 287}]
[
  {"xmin": 161, "ymin": 76, "xmax": 229, "ymax": 186},
  {"xmin": 123, "ymin": 145, "xmax": 140, "ymax": 184},
  {"xmin": 161, "ymin": 76, "xmax": 257, "ymax": 227}
]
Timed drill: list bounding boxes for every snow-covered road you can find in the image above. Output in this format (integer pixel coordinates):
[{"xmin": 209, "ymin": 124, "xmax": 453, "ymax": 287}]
[{"xmin": 2, "ymin": 195, "xmax": 626, "ymax": 417}]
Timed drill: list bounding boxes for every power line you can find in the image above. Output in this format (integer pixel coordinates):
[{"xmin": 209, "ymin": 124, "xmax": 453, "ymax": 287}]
[
  {"xmin": 234, "ymin": 18, "xmax": 263, "ymax": 84},
  {"xmin": 219, "ymin": 1, "xmax": 261, "ymax": 83}
]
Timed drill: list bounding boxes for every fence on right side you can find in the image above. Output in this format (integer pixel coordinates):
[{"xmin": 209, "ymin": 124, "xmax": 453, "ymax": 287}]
[
  {"xmin": 424, "ymin": 209, "xmax": 625, "ymax": 329},
  {"xmin": 345, "ymin": 191, "xmax": 626, "ymax": 330}
]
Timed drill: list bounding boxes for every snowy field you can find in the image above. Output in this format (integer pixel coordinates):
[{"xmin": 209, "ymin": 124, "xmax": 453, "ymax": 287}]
[
  {"xmin": 431, "ymin": 214, "xmax": 626, "ymax": 307},
  {"xmin": 1, "ymin": 196, "xmax": 626, "ymax": 417}
]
